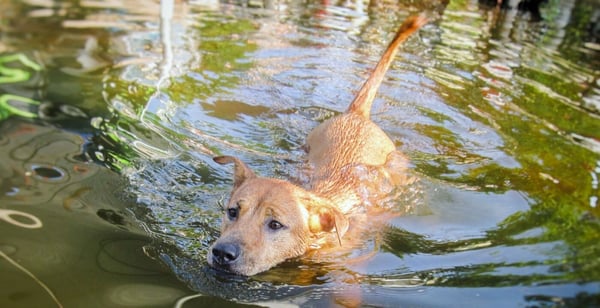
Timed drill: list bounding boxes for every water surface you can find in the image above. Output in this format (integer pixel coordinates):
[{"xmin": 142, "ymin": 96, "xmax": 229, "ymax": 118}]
[{"xmin": 1, "ymin": 0, "xmax": 599, "ymax": 307}]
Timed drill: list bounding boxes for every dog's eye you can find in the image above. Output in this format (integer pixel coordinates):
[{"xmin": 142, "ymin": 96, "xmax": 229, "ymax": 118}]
[
  {"xmin": 227, "ymin": 208, "xmax": 238, "ymax": 220},
  {"xmin": 268, "ymin": 220, "xmax": 284, "ymax": 230}
]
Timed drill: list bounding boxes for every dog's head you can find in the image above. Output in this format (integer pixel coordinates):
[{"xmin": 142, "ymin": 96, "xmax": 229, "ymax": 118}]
[{"xmin": 207, "ymin": 156, "xmax": 349, "ymax": 276}]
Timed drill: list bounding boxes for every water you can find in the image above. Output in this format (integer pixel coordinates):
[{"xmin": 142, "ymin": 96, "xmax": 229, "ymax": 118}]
[{"xmin": 1, "ymin": 0, "xmax": 599, "ymax": 307}]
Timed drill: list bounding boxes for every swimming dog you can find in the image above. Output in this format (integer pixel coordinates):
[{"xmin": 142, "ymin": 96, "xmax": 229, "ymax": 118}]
[{"xmin": 208, "ymin": 15, "xmax": 427, "ymax": 276}]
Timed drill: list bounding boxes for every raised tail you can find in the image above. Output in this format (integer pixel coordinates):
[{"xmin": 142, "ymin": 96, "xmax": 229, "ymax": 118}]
[{"xmin": 346, "ymin": 15, "xmax": 427, "ymax": 118}]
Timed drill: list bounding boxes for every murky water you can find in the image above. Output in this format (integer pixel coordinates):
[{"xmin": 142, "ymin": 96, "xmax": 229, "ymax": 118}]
[{"xmin": 1, "ymin": 0, "xmax": 599, "ymax": 307}]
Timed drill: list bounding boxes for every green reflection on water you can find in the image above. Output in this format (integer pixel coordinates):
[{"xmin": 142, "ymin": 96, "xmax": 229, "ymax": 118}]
[
  {"xmin": 1, "ymin": 0, "xmax": 599, "ymax": 306},
  {"xmin": 168, "ymin": 17, "xmax": 258, "ymax": 103},
  {"xmin": 404, "ymin": 0, "xmax": 600, "ymax": 289}
]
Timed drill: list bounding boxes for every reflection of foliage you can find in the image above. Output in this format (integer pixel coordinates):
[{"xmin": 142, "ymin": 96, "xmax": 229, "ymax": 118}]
[
  {"xmin": 408, "ymin": 89, "xmax": 600, "ymax": 284},
  {"xmin": 491, "ymin": 200, "xmax": 600, "ymax": 281},
  {"xmin": 414, "ymin": 123, "xmax": 486, "ymax": 164},
  {"xmin": 167, "ymin": 17, "xmax": 258, "ymax": 103},
  {"xmin": 518, "ymin": 68, "xmax": 599, "ymax": 136},
  {"xmin": 103, "ymin": 75, "xmax": 156, "ymax": 114},
  {"xmin": 95, "ymin": 76, "xmax": 159, "ymax": 170},
  {"xmin": 0, "ymin": 52, "xmax": 44, "ymax": 119},
  {"xmin": 99, "ymin": 11, "xmax": 261, "ymax": 161},
  {"xmin": 405, "ymin": 0, "xmax": 600, "ymax": 291},
  {"xmin": 195, "ymin": 18, "xmax": 257, "ymax": 70},
  {"xmin": 421, "ymin": 77, "xmax": 600, "ymax": 285},
  {"xmin": 428, "ymin": 0, "xmax": 600, "ymax": 203},
  {"xmin": 0, "ymin": 94, "xmax": 39, "ymax": 119},
  {"xmin": 518, "ymin": 66, "xmax": 583, "ymax": 102},
  {"xmin": 559, "ymin": 0, "xmax": 598, "ymax": 66},
  {"xmin": 459, "ymin": 112, "xmax": 597, "ymax": 203},
  {"xmin": 383, "ymin": 197, "xmax": 600, "ymax": 284},
  {"xmin": 0, "ymin": 53, "xmax": 43, "ymax": 83}
]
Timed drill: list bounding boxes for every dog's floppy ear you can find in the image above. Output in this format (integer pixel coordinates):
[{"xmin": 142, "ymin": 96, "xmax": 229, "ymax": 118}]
[
  {"xmin": 305, "ymin": 198, "xmax": 349, "ymax": 244},
  {"xmin": 213, "ymin": 156, "xmax": 257, "ymax": 189}
]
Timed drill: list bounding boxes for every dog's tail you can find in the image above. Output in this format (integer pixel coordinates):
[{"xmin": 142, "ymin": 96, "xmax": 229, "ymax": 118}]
[{"xmin": 347, "ymin": 15, "xmax": 427, "ymax": 118}]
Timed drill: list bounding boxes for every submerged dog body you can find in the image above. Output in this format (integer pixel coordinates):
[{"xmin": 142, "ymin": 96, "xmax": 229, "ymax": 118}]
[{"xmin": 208, "ymin": 16, "xmax": 427, "ymax": 276}]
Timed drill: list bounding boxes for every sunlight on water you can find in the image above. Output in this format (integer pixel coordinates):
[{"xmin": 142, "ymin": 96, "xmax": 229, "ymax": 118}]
[
  {"xmin": 86, "ymin": 0, "xmax": 600, "ymax": 305},
  {"xmin": 1, "ymin": 0, "xmax": 599, "ymax": 307}
]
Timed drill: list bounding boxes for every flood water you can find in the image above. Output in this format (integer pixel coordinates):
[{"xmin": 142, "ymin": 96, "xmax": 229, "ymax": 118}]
[{"xmin": 1, "ymin": 0, "xmax": 599, "ymax": 307}]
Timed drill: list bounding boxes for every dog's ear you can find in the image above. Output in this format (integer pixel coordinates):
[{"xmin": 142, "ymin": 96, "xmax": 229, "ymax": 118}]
[
  {"xmin": 213, "ymin": 156, "xmax": 257, "ymax": 189},
  {"xmin": 306, "ymin": 199, "xmax": 349, "ymax": 243}
]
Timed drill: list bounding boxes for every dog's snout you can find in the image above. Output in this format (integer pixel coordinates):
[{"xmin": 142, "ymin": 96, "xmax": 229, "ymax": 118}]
[{"xmin": 211, "ymin": 242, "xmax": 240, "ymax": 266}]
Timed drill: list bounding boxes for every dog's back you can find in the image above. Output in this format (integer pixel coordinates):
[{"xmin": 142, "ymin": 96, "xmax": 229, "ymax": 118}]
[{"xmin": 305, "ymin": 16, "xmax": 426, "ymax": 211}]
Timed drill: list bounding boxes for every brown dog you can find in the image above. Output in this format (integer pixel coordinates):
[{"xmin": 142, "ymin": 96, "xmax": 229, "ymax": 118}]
[{"xmin": 208, "ymin": 16, "xmax": 427, "ymax": 276}]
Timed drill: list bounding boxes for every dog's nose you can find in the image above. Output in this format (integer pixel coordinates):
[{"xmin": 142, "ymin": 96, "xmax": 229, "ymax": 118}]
[{"xmin": 211, "ymin": 242, "xmax": 240, "ymax": 266}]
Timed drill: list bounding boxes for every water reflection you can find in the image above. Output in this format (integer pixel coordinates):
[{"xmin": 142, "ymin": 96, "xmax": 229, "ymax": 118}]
[
  {"xmin": 1, "ymin": 0, "xmax": 599, "ymax": 307},
  {"xmin": 102, "ymin": 0, "xmax": 599, "ymax": 305},
  {"xmin": 0, "ymin": 117, "xmax": 193, "ymax": 307},
  {"xmin": 0, "ymin": 209, "xmax": 43, "ymax": 229}
]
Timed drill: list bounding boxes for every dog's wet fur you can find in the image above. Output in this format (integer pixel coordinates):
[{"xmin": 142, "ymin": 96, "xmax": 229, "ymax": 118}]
[{"xmin": 208, "ymin": 16, "xmax": 427, "ymax": 276}]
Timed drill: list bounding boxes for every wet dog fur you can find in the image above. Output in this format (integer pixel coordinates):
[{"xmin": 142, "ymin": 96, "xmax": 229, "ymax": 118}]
[{"xmin": 208, "ymin": 15, "xmax": 427, "ymax": 276}]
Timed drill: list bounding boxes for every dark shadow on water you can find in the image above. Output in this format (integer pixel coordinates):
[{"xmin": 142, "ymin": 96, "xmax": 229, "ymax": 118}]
[{"xmin": 0, "ymin": 117, "xmax": 197, "ymax": 307}]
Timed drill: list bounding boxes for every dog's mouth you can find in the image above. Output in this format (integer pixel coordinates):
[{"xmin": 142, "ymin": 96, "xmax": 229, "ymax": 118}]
[
  {"xmin": 208, "ymin": 259, "xmax": 258, "ymax": 277},
  {"xmin": 208, "ymin": 259, "xmax": 232, "ymax": 272},
  {"xmin": 208, "ymin": 262, "xmax": 241, "ymax": 275},
  {"xmin": 206, "ymin": 263, "xmax": 253, "ymax": 282}
]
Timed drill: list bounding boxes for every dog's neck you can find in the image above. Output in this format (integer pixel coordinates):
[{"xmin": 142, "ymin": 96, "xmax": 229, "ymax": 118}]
[
  {"xmin": 308, "ymin": 167, "xmax": 364, "ymax": 214},
  {"xmin": 307, "ymin": 149, "xmax": 412, "ymax": 215}
]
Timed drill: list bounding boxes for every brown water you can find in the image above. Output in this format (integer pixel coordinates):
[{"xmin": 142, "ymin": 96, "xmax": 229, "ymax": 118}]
[{"xmin": 0, "ymin": 0, "xmax": 599, "ymax": 307}]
